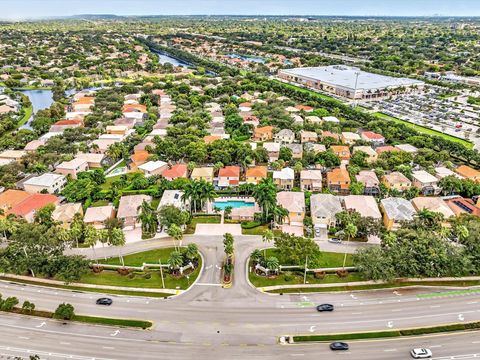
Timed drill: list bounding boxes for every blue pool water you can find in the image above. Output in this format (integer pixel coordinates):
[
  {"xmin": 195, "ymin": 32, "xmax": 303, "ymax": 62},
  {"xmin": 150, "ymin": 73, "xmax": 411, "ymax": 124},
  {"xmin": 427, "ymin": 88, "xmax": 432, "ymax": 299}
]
[{"xmin": 213, "ymin": 201, "xmax": 255, "ymax": 210}]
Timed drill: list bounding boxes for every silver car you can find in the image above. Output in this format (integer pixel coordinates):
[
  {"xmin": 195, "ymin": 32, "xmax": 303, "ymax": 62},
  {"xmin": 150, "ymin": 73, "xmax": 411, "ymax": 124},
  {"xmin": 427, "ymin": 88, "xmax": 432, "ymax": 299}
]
[{"xmin": 411, "ymin": 348, "xmax": 432, "ymax": 359}]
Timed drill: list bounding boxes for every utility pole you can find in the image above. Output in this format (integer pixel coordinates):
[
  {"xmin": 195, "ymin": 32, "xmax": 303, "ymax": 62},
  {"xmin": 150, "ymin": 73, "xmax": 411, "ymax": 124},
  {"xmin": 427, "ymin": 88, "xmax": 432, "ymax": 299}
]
[
  {"xmin": 353, "ymin": 71, "xmax": 360, "ymax": 107},
  {"xmin": 159, "ymin": 259, "xmax": 165, "ymax": 289},
  {"xmin": 303, "ymin": 255, "xmax": 308, "ymax": 284}
]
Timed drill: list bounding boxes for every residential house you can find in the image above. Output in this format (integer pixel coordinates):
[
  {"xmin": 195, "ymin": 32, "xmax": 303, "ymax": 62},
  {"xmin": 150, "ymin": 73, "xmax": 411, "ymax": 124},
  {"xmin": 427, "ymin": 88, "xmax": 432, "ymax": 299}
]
[
  {"xmin": 253, "ymin": 126, "xmax": 273, "ymax": 141},
  {"xmin": 356, "ymin": 170, "xmax": 380, "ymax": 196},
  {"xmin": 117, "ymin": 195, "xmax": 152, "ymax": 229},
  {"xmin": 361, "ymin": 131, "xmax": 385, "ymax": 146},
  {"xmin": 330, "ymin": 145, "xmax": 351, "ymax": 161},
  {"xmin": 321, "ymin": 131, "xmax": 340, "ymax": 142},
  {"xmin": 291, "ymin": 114, "xmax": 304, "ymax": 126},
  {"xmin": 300, "ymin": 130, "xmax": 318, "ymax": 143},
  {"xmin": 382, "ymin": 171, "xmax": 412, "ymax": 192},
  {"xmin": 158, "ymin": 190, "xmax": 187, "ymax": 211},
  {"xmin": 191, "ymin": 167, "xmax": 214, "ymax": 183},
  {"xmin": 304, "ymin": 143, "xmax": 326, "ymax": 154},
  {"xmin": 295, "ymin": 104, "xmax": 314, "ymax": 112},
  {"xmin": 49, "ymin": 119, "xmax": 83, "ymax": 133},
  {"xmin": 411, "ymin": 170, "xmax": 440, "ymax": 195},
  {"xmin": 274, "ymin": 129, "xmax": 295, "ymax": 144},
  {"xmin": 0, "ymin": 150, "xmax": 26, "ymax": 165},
  {"xmin": 245, "ymin": 166, "xmax": 268, "ymax": 184},
  {"xmin": 23, "ymin": 173, "xmax": 66, "ymax": 194},
  {"xmin": 24, "ymin": 139, "xmax": 46, "ymax": 152},
  {"xmin": 444, "ymin": 196, "xmax": 480, "ymax": 217},
  {"xmin": 380, "ymin": 197, "xmax": 417, "ymax": 230},
  {"xmin": 322, "ymin": 116, "xmax": 340, "ymax": 123},
  {"xmin": 455, "ymin": 165, "xmax": 480, "ymax": 182},
  {"xmin": 343, "ymin": 195, "xmax": 382, "ymax": 219},
  {"xmin": 326, "ymin": 167, "xmax": 351, "ymax": 195},
  {"xmin": 83, "ymin": 205, "xmax": 116, "ymax": 229},
  {"xmin": 218, "ymin": 166, "xmax": 240, "ymax": 188},
  {"xmin": 286, "ymin": 143, "xmax": 303, "ymax": 160},
  {"xmin": 276, "ymin": 191, "xmax": 305, "ymax": 230},
  {"xmin": 300, "ymin": 170, "xmax": 322, "ymax": 192},
  {"xmin": 376, "ymin": 146, "xmax": 400, "ymax": 155},
  {"xmin": 305, "ymin": 115, "xmax": 322, "ymax": 124},
  {"xmin": 238, "ymin": 102, "xmax": 252, "ymax": 112},
  {"xmin": 341, "ymin": 132, "xmax": 361, "ymax": 145},
  {"xmin": 55, "ymin": 158, "xmax": 89, "ymax": 179},
  {"xmin": 76, "ymin": 153, "xmax": 105, "ymax": 168},
  {"xmin": 263, "ymin": 142, "xmax": 280, "ymax": 162},
  {"xmin": 434, "ymin": 166, "xmax": 463, "ymax": 180},
  {"xmin": 138, "ymin": 160, "xmax": 168, "ymax": 177},
  {"xmin": 162, "ymin": 164, "xmax": 188, "ymax": 181},
  {"xmin": 231, "ymin": 206, "xmax": 256, "ymax": 222},
  {"xmin": 353, "ymin": 146, "xmax": 378, "ymax": 163},
  {"xmin": 130, "ymin": 151, "xmax": 150, "ymax": 171},
  {"xmin": 310, "ymin": 194, "xmax": 343, "ymax": 238},
  {"xmin": 106, "ymin": 125, "xmax": 129, "ymax": 136},
  {"xmin": 395, "ymin": 144, "xmax": 419, "ymax": 154},
  {"xmin": 52, "ymin": 203, "xmax": 83, "ymax": 227},
  {"xmin": 0, "ymin": 190, "xmax": 31, "ymax": 215},
  {"xmin": 273, "ymin": 167, "xmax": 295, "ymax": 190},
  {"xmin": 8, "ymin": 193, "xmax": 59, "ymax": 223},
  {"xmin": 411, "ymin": 197, "xmax": 455, "ymax": 219},
  {"xmin": 90, "ymin": 139, "xmax": 118, "ymax": 154}
]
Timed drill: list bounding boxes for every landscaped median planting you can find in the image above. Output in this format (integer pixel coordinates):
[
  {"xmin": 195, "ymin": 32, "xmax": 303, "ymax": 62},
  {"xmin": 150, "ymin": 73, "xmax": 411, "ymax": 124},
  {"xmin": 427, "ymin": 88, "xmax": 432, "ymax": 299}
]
[{"xmin": 289, "ymin": 321, "xmax": 480, "ymax": 343}]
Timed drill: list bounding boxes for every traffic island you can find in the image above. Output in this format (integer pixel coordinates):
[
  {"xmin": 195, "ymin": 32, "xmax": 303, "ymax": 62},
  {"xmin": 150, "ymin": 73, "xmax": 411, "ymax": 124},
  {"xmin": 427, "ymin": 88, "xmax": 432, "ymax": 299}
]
[{"xmin": 283, "ymin": 321, "xmax": 480, "ymax": 343}]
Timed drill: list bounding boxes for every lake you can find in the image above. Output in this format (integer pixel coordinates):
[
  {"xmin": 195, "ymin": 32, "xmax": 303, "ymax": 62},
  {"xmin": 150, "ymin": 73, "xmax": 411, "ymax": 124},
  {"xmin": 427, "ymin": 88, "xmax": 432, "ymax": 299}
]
[
  {"xmin": 18, "ymin": 89, "xmax": 54, "ymax": 130},
  {"xmin": 153, "ymin": 50, "xmax": 191, "ymax": 68}
]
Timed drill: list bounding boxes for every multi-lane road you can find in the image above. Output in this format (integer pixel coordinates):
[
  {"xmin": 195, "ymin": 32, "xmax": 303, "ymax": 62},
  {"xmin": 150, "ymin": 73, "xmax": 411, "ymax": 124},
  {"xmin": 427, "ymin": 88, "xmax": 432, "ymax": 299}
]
[{"xmin": 0, "ymin": 234, "xmax": 479, "ymax": 359}]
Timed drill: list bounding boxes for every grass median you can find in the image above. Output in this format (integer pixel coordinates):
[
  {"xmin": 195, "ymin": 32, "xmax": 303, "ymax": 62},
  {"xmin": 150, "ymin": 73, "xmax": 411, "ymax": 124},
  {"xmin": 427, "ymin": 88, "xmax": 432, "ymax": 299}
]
[{"xmin": 292, "ymin": 321, "xmax": 480, "ymax": 342}]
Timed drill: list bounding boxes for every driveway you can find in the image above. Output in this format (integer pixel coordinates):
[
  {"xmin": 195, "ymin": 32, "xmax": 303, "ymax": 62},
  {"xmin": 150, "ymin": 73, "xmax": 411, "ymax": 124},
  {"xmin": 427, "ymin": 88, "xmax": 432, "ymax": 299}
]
[{"xmin": 195, "ymin": 223, "xmax": 242, "ymax": 235}]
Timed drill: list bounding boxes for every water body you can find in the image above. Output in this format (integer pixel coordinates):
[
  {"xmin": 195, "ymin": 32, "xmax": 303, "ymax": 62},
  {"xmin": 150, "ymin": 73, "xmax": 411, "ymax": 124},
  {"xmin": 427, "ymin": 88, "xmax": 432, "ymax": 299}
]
[
  {"xmin": 17, "ymin": 89, "xmax": 54, "ymax": 130},
  {"xmin": 152, "ymin": 50, "xmax": 191, "ymax": 68},
  {"xmin": 226, "ymin": 53, "xmax": 266, "ymax": 64}
]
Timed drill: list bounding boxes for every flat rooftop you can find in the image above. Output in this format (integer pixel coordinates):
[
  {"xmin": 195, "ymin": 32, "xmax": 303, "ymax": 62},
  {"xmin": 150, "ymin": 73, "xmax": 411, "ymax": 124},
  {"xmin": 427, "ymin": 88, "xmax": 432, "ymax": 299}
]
[{"xmin": 281, "ymin": 65, "xmax": 424, "ymax": 91}]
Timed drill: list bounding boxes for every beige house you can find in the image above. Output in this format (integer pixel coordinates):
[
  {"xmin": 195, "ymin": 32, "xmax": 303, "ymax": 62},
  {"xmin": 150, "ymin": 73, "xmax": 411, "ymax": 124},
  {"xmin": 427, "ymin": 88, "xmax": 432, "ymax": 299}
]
[
  {"xmin": 276, "ymin": 191, "xmax": 305, "ymax": 226},
  {"xmin": 300, "ymin": 170, "xmax": 322, "ymax": 192},
  {"xmin": 23, "ymin": 173, "xmax": 66, "ymax": 194},
  {"xmin": 83, "ymin": 205, "xmax": 116, "ymax": 229},
  {"xmin": 138, "ymin": 160, "xmax": 168, "ymax": 177},
  {"xmin": 263, "ymin": 142, "xmax": 280, "ymax": 162},
  {"xmin": 300, "ymin": 130, "xmax": 318, "ymax": 143},
  {"xmin": 117, "ymin": 195, "xmax": 152, "ymax": 229},
  {"xmin": 382, "ymin": 172, "xmax": 412, "ymax": 192},
  {"xmin": 55, "ymin": 158, "xmax": 89, "ymax": 179},
  {"xmin": 343, "ymin": 195, "xmax": 382, "ymax": 219},
  {"xmin": 245, "ymin": 166, "xmax": 268, "ymax": 184},
  {"xmin": 341, "ymin": 132, "xmax": 361, "ymax": 145},
  {"xmin": 274, "ymin": 129, "xmax": 295, "ymax": 144},
  {"xmin": 273, "ymin": 167, "xmax": 295, "ymax": 190},
  {"xmin": 190, "ymin": 167, "xmax": 214, "ymax": 183},
  {"xmin": 52, "ymin": 203, "xmax": 83, "ymax": 227},
  {"xmin": 411, "ymin": 170, "xmax": 440, "ymax": 195},
  {"xmin": 353, "ymin": 146, "xmax": 378, "ymax": 163},
  {"xmin": 411, "ymin": 197, "xmax": 455, "ymax": 220},
  {"xmin": 380, "ymin": 197, "xmax": 417, "ymax": 230}
]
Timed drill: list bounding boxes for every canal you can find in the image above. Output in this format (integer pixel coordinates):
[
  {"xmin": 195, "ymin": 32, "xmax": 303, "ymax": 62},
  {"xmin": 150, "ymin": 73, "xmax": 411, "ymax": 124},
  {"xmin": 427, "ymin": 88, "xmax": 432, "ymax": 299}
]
[{"xmin": 17, "ymin": 89, "xmax": 54, "ymax": 130}]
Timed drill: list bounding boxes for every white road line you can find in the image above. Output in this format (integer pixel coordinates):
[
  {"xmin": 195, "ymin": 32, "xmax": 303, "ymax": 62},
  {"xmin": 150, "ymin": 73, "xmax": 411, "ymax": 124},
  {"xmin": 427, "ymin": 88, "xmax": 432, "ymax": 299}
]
[{"xmin": 383, "ymin": 349, "xmax": 397, "ymax": 352}]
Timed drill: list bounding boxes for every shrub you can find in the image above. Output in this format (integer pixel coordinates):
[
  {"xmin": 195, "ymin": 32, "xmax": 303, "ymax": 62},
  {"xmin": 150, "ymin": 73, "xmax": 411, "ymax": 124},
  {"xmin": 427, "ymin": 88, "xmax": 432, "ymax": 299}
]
[
  {"xmin": 117, "ymin": 268, "xmax": 130, "ymax": 276},
  {"xmin": 336, "ymin": 269, "xmax": 349, "ymax": 278},
  {"xmin": 54, "ymin": 303, "xmax": 75, "ymax": 320},
  {"xmin": 127, "ymin": 273, "xmax": 135, "ymax": 279},
  {"xmin": 92, "ymin": 265, "xmax": 104, "ymax": 273},
  {"xmin": 144, "ymin": 273, "xmax": 152, "ymax": 280},
  {"xmin": 241, "ymin": 221, "xmax": 261, "ymax": 229},
  {"xmin": 283, "ymin": 271, "xmax": 294, "ymax": 282},
  {"xmin": 314, "ymin": 271, "xmax": 326, "ymax": 279}
]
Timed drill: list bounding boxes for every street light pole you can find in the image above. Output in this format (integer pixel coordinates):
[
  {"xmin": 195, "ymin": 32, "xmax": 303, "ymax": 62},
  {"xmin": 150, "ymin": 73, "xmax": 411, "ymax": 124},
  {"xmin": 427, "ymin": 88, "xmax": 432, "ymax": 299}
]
[
  {"xmin": 159, "ymin": 259, "xmax": 165, "ymax": 289},
  {"xmin": 303, "ymin": 255, "xmax": 308, "ymax": 284},
  {"xmin": 353, "ymin": 71, "xmax": 360, "ymax": 107}
]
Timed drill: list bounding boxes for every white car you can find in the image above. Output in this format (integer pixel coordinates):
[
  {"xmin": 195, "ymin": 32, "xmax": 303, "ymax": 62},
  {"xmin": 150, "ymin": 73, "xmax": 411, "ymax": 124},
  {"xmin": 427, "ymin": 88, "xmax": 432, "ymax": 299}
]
[{"xmin": 411, "ymin": 348, "xmax": 432, "ymax": 359}]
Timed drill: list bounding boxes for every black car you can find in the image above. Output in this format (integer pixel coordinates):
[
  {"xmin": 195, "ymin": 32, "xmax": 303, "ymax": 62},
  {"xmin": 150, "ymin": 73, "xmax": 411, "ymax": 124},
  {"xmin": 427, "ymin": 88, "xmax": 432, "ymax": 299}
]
[
  {"xmin": 96, "ymin": 297, "xmax": 113, "ymax": 306},
  {"xmin": 330, "ymin": 342, "xmax": 349, "ymax": 351},
  {"xmin": 316, "ymin": 304, "xmax": 334, "ymax": 312}
]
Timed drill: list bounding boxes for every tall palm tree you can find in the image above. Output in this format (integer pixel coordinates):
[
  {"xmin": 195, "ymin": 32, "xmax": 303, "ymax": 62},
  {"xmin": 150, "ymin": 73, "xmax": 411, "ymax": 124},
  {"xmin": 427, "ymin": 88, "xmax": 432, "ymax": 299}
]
[
  {"xmin": 108, "ymin": 227, "xmax": 126, "ymax": 266},
  {"xmin": 343, "ymin": 223, "xmax": 358, "ymax": 269},
  {"xmin": 84, "ymin": 225, "xmax": 99, "ymax": 264},
  {"xmin": 273, "ymin": 206, "xmax": 289, "ymax": 225},
  {"xmin": 199, "ymin": 180, "xmax": 216, "ymax": 211},
  {"xmin": 252, "ymin": 178, "xmax": 277, "ymax": 222},
  {"xmin": 182, "ymin": 180, "xmax": 202, "ymax": 213},
  {"xmin": 168, "ymin": 251, "xmax": 184, "ymax": 273},
  {"xmin": 167, "ymin": 224, "xmax": 183, "ymax": 251},
  {"xmin": 262, "ymin": 229, "xmax": 275, "ymax": 260},
  {"xmin": 137, "ymin": 200, "xmax": 158, "ymax": 238},
  {"xmin": 266, "ymin": 256, "xmax": 280, "ymax": 275}
]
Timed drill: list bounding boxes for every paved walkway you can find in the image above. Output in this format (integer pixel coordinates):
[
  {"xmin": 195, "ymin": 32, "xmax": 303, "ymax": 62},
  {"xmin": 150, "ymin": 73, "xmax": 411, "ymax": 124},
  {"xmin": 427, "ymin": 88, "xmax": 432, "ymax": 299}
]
[{"xmin": 195, "ymin": 223, "xmax": 242, "ymax": 235}]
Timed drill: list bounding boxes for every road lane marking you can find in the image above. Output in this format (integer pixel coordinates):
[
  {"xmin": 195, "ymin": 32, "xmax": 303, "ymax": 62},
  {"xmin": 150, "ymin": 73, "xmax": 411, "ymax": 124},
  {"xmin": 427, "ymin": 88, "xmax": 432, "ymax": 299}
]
[
  {"xmin": 383, "ymin": 349, "xmax": 397, "ymax": 352},
  {"xmin": 195, "ymin": 283, "xmax": 222, "ymax": 286}
]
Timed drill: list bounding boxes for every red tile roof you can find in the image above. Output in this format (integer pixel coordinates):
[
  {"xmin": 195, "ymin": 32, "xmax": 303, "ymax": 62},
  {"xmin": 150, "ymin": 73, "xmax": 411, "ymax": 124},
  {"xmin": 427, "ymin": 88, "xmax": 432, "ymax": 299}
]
[
  {"xmin": 218, "ymin": 166, "xmax": 240, "ymax": 178},
  {"xmin": 362, "ymin": 131, "xmax": 384, "ymax": 140},
  {"xmin": 162, "ymin": 164, "xmax": 188, "ymax": 180},
  {"xmin": 9, "ymin": 194, "xmax": 58, "ymax": 217},
  {"xmin": 54, "ymin": 119, "xmax": 84, "ymax": 126}
]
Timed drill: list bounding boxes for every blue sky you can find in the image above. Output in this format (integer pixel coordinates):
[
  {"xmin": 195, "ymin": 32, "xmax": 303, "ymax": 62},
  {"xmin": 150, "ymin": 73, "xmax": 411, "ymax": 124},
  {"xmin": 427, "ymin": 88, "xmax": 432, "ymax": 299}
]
[{"xmin": 1, "ymin": 0, "xmax": 479, "ymax": 20}]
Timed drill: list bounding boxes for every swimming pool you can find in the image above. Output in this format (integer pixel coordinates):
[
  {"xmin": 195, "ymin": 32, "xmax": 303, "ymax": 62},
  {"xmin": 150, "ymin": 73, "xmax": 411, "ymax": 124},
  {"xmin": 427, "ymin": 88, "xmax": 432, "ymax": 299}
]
[{"xmin": 213, "ymin": 200, "xmax": 255, "ymax": 210}]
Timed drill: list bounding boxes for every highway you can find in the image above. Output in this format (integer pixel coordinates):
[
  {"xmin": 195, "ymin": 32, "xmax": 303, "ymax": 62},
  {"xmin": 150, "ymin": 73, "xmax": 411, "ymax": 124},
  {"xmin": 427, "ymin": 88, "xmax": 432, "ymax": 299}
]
[{"xmin": 0, "ymin": 234, "xmax": 479, "ymax": 359}]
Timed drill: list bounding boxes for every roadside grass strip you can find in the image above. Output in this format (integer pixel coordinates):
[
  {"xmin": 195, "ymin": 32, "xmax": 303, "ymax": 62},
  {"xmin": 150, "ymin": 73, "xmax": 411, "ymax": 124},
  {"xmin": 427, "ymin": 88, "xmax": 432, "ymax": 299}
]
[
  {"xmin": 6, "ymin": 308, "xmax": 152, "ymax": 329},
  {"xmin": 417, "ymin": 289, "xmax": 480, "ymax": 299},
  {"xmin": 291, "ymin": 322, "xmax": 480, "ymax": 343}
]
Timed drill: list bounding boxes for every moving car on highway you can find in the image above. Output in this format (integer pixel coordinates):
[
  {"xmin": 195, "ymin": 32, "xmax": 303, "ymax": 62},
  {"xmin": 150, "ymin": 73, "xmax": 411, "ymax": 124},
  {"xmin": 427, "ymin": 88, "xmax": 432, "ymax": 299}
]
[
  {"xmin": 96, "ymin": 298, "xmax": 113, "ymax": 306},
  {"xmin": 411, "ymin": 348, "xmax": 432, "ymax": 358},
  {"xmin": 330, "ymin": 342, "xmax": 349, "ymax": 351},
  {"xmin": 316, "ymin": 304, "xmax": 334, "ymax": 312}
]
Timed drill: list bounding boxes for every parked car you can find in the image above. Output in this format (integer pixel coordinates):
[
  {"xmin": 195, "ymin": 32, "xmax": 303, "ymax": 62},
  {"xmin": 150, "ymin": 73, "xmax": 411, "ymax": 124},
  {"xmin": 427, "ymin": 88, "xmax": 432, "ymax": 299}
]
[
  {"xmin": 328, "ymin": 238, "xmax": 342, "ymax": 244},
  {"xmin": 410, "ymin": 348, "xmax": 432, "ymax": 358},
  {"xmin": 330, "ymin": 342, "xmax": 349, "ymax": 351},
  {"xmin": 96, "ymin": 298, "xmax": 113, "ymax": 306},
  {"xmin": 316, "ymin": 304, "xmax": 334, "ymax": 312}
]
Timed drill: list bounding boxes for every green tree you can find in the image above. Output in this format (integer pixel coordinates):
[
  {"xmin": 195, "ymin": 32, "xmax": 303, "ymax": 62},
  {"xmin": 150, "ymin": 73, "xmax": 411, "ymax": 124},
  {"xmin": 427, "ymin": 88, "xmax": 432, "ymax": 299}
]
[
  {"xmin": 54, "ymin": 303, "xmax": 75, "ymax": 320},
  {"xmin": 167, "ymin": 224, "xmax": 183, "ymax": 251}
]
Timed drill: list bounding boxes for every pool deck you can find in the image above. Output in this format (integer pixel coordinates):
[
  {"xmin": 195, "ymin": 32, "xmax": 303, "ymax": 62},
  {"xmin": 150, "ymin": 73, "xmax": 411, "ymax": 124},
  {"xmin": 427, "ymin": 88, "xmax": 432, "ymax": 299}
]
[{"xmin": 207, "ymin": 196, "xmax": 260, "ymax": 214}]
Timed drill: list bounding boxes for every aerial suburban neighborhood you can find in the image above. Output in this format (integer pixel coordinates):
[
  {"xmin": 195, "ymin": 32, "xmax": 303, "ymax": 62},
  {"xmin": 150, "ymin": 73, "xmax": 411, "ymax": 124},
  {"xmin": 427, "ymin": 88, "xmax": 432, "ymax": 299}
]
[{"xmin": 0, "ymin": 1, "xmax": 480, "ymax": 359}]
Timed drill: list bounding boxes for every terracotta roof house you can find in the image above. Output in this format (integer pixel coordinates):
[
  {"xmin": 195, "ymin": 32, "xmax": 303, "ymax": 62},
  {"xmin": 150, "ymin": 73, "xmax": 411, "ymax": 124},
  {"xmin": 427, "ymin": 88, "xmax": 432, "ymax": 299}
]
[
  {"xmin": 356, "ymin": 170, "xmax": 380, "ymax": 196},
  {"xmin": 83, "ymin": 205, "xmax": 116, "ymax": 229},
  {"xmin": 276, "ymin": 191, "xmax": 305, "ymax": 227},
  {"xmin": 380, "ymin": 197, "xmax": 417, "ymax": 230},
  {"xmin": 321, "ymin": 130, "xmax": 340, "ymax": 141},
  {"xmin": 274, "ymin": 129, "xmax": 295, "ymax": 144},
  {"xmin": 300, "ymin": 170, "xmax": 322, "ymax": 192},
  {"xmin": 273, "ymin": 167, "xmax": 295, "ymax": 190},
  {"xmin": 444, "ymin": 196, "xmax": 480, "ymax": 217},
  {"xmin": 122, "ymin": 104, "xmax": 147, "ymax": 113},
  {"xmin": 295, "ymin": 104, "xmax": 314, "ymax": 112},
  {"xmin": 55, "ymin": 158, "xmax": 89, "ymax": 179},
  {"xmin": 117, "ymin": 195, "xmax": 152, "ymax": 229},
  {"xmin": 245, "ymin": 166, "xmax": 268, "ymax": 184},
  {"xmin": 310, "ymin": 193, "xmax": 342, "ymax": 229},
  {"xmin": 330, "ymin": 145, "xmax": 351, "ymax": 161},
  {"xmin": 344, "ymin": 195, "xmax": 382, "ymax": 219},
  {"xmin": 204, "ymin": 135, "xmax": 222, "ymax": 144},
  {"xmin": 395, "ymin": 144, "xmax": 419, "ymax": 153},
  {"xmin": 218, "ymin": 166, "xmax": 241, "ymax": 188},
  {"xmin": 300, "ymin": 130, "xmax": 318, "ymax": 143},
  {"xmin": 411, "ymin": 170, "xmax": 441, "ymax": 195},
  {"xmin": 52, "ymin": 203, "xmax": 83, "ymax": 226},
  {"xmin": 326, "ymin": 167, "xmax": 351, "ymax": 194},
  {"xmin": 130, "ymin": 151, "xmax": 150, "ymax": 171},
  {"xmin": 191, "ymin": 167, "xmax": 214, "ymax": 183},
  {"xmin": 0, "ymin": 190, "xmax": 32, "ymax": 215},
  {"xmin": 382, "ymin": 171, "xmax": 412, "ymax": 192},
  {"xmin": 376, "ymin": 145, "xmax": 400, "ymax": 155},
  {"xmin": 162, "ymin": 164, "xmax": 188, "ymax": 181},
  {"xmin": 455, "ymin": 165, "xmax": 480, "ymax": 182},
  {"xmin": 23, "ymin": 173, "xmax": 66, "ymax": 194},
  {"xmin": 138, "ymin": 161, "xmax": 168, "ymax": 177},
  {"xmin": 411, "ymin": 197, "xmax": 455, "ymax": 219},
  {"xmin": 239, "ymin": 102, "xmax": 252, "ymax": 112},
  {"xmin": 353, "ymin": 146, "xmax": 378, "ymax": 163},
  {"xmin": 253, "ymin": 126, "xmax": 273, "ymax": 142},
  {"xmin": 8, "ymin": 193, "xmax": 59, "ymax": 223},
  {"xmin": 341, "ymin": 132, "xmax": 361, "ymax": 145},
  {"xmin": 49, "ymin": 119, "xmax": 84, "ymax": 133},
  {"xmin": 361, "ymin": 131, "xmax": 385, "ymax": 146}
]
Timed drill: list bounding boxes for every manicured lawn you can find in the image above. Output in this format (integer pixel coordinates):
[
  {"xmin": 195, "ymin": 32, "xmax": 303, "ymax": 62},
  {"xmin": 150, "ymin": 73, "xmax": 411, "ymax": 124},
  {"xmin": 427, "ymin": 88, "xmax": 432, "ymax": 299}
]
[
  {"xmin": 373, "ymin": 112, "xmax": 473, "ymax": 149},
  {"xmin": 102, "ymin": 248, "xmax": 179, "ymax": 267},
  {"xmin": 263, "ymin": 248, "xmax": 352, "ymax": 268},
  {"xmin": 250, "ymin": 271, "xmax": 364, "ymax": 288},
  {"xmin": 90, "ymin": 200, "xmax": 110, "ymax": 207},
  {"xmin": 17, "ymin": 105, "xmax": 33, "ymax": 128},
  {"xmin": 242, "ymin": 224, "xmax": 269, "ymax": 236},
  {"xmin": 185, "ymin": 215, "xmax": 221, "ymax": 234},
  {"xmin": 273, "ymin": 79, "xmax": 343, "ymax": 104}
]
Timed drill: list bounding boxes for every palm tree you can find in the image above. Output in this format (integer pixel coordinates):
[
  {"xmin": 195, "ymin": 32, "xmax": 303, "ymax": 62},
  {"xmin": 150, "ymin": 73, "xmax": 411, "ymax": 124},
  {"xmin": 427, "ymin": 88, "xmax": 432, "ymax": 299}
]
[
  {"xmin": 167, "ymin": 224, "xmax": 183, "ymax": 251},
  {"xmin": 251, "ymin": 249, "xmax": 263, "ymax": 265},
  {"xmin": 183, "ymin": 180, "xmax": 202, "ymax": 213},
  {"xmin": 343, "ymin": 223, "xmax": 358, "ymax": 269},
  {"xmin": 273, "ymin": 205, "xmax": 289, "ymax": 225},
  {"xmin": 252, "ymin": 178, "xmax": 277, "ymax": 222},
  {"xmin": 184, "ymin": 243, "xmax": 199, "ymax": 262},
  {"xmin": 266, "ymin": 256, "xmax": 280, "ymax": 275},
  {"xmin": 137, "ymin": 200, "xmax": 158, "ymax": 238},
  {"xmin": 199, "ymin": 180, "xmax": 216, "ymax": 211},
  {"xmin": 262, "ymin": 229, "xmax": 274, "ymax": 260},
  {"xmin": 108, "ymin": 227, "xmax": 126, "ymax": 267},
  {"xmin": 168, "ymin": 251, "xmax": 184, "ymax": 274},
  {"xmin": 455, "ymin": 225, "xmax": 469, "ymax": 244},
  {"xmin": 84, "ymin": 225, "xmax": 99, "ymax": 264}
]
